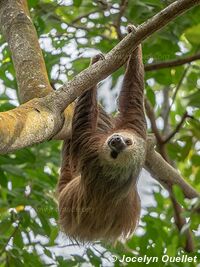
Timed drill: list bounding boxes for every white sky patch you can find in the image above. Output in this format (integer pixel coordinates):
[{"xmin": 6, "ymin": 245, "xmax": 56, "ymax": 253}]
[
  {"xmin": 195, "ymin": 141, "xmax": 200, "ymax": 151},
  {"xmin": 39, "ymin": 37, "xmax": 54, "ymax": 52},
  {"xmin": 98, "ymin": 76, "xmax": 117, "ymax": 113},
  {"xmin": 87, "ymin": 21, "xmax": 95, "ymax": 28},
  {"xmin": 61, "ymin": 22, "xmax": 67, "ymax": 29},
  {"xmin": 57, "ymin": 0, "xmax": 72, "ymax": 6},
  {"xmin": 51, "ymin": 64, "xmax": 60, "ymax": 80},
  {"xmin": 175, "ymin": 114, "xmax": 181, "ymax": 122},
  {"xmin": 62, "ymin": 40, "xmax": 78, "ymax": 58},
  {"xmin": 146, "ymin": 78, "xmax": 155, "ymax": 87},
  {"xmin": 44, "ymin": 165, "xmax": 52, "ymax": 175},
  {"xmin": 5, "ymin": 71, "xmax": 14, "ymax": 81},
  {"xmin": 25, "ymin": 185, "xmax": 31, "ymax": 196},
  {"xmin": 8, "ymin": 181, "xmax": 12, "ymax": 190},
  {"xmin": 81, "ymin": 17, "xmax": 87, "ymax": 23},
  {"xmin": 89, "ymin": 12, "xmax": 100, "ymax": 19},
  {"xmin": 177, "ymin": 41, "xmax": 189, "ymax": 54},
  {"xmin": 110, "ymin": 8, "xmax": 120, "ymax": 14},
  {"xmin": 0, "ymin": 80, "xmax": 5, "ymax": 94},
  {"xmin": 77, "ymin": 38, "xmax": 88, "ymax": 45},
  {"xmin": 67, "ymin": 26, "xmax": 76, "ymax": 33},
  {"xmin": 75, "ymin": 29, "xmax": 86, "ymax": 38},
  {"xmin": 148, "ymin": 57, "xmax": 154, "ymax": 63},
  {"xmin": 155, "ymin": 90, "xmax": 163, "ymax": 106},
  {"xmin": 104, "ymin": 11, "xmax": 110, "ymax": 17},
  {"xmin": 156, "ymin": 117, "xmax": 164, "ymax": 130}
]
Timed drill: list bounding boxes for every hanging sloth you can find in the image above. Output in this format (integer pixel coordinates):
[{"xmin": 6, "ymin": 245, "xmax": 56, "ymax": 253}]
[{"xmin": 57, "ymin": 25, "xmax": 147, "ymax": 242}]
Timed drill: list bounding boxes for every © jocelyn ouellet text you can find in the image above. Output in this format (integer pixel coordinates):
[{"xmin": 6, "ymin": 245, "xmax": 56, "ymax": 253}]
[{"xmin": 111, "ymin": 254, "xmax": 198, "ymax": 264}]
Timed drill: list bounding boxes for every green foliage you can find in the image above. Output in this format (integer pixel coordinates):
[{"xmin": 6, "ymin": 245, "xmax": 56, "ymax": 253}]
[{"xmin": 0, "ymin": 0, "xmax": 200, "ymax": 266}]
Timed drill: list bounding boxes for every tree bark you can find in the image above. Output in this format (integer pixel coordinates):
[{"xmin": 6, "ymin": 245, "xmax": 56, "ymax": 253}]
[{"xmin": 0, "ymin": 0, "xmax": 52, "ymax": 102}]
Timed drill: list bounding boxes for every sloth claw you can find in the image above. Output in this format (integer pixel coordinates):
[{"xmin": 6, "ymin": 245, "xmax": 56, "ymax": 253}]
[
  {"xmin": 127, "ymin": 24, "xmax": 137, "ymax": 34},
  {"xmin": 91, "ymin": 53, "xmax": 105, "ymax": 64}
]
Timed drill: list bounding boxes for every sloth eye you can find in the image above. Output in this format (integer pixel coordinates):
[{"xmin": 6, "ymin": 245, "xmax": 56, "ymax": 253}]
[{"xmin": 125, "ymin": 138, "xmax": 132, "ymax": 146}]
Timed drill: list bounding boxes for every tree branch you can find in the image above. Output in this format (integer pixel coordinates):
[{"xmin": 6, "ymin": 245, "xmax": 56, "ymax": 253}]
[
  {"xmin": 165, "ymin": 65, "xmax": 190, "ymax": 120},
  {"xmin": 170, "ymin": 65, "xmax": 190, "ymax": 109},
  {"xmin": 144, "ymin": 53, "xmax": 200, "ymax": 71},
  {"xmin": 0, "ymin": 0, "xmax": 52, "ymax": 102},
  {"xmin": 113, "ymin": 0, "xmax": 128, "ymax": 40},
  {"xmin": 145, "ymin": 99, "xmax": 163, "ymax": 143},
  {"xmin": 145, "ymin": 136, "xmax": 199, "ymax": 200},
  {"xmin": 163, "ymin": 112, "xmax": 193, "ymax": 144}
]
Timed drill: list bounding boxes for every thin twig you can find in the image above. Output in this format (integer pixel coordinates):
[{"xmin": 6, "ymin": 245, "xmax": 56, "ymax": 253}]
[
  {"xmin": 145, "ymin": 99, "xmax": 163, "ymax": 143},
  {"xmin": 113, "ymin": 0, "xmax": 128, "ymax": 40},
  {"xmin": 165, "ymin": 65, "xmax": 190, "ymax": 121},
  {"xmin": 145, "ymin": 53, "xmax": 200, "ymax": 71},
  {"xmin": 163, "ymin": 112, "xmax": 193, "ymax": 144},
  {"xmin": 0, "ymin": 224, "xmax": 20, "ymax": 256},
  {"xmin": 161, "ymin": 87, "xmax": 171, "ymax": 136},
  {"xmin": 171, "ymin": 65, "xmax": 190, "ymax": 108}
]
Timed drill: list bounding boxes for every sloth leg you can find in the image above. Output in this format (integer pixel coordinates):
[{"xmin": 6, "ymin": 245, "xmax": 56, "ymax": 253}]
[{"xmin": 57, "ymin": 138, "xmax": 72, "ymax": 194}]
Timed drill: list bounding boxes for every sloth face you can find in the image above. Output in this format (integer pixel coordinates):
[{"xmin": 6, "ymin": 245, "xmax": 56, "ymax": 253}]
[
  {"xmin": 107, "ymin": 134, "xmax": 133, "ymax": 159},
  {"xmin": 99, "ymin": 131, "xmax": 146, "ymax": 166}
]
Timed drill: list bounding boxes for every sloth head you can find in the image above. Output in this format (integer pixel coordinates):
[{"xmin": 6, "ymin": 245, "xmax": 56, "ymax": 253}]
[{"xmin": 98, "ymin": 131, "xmax": 146, "ymax": 167}]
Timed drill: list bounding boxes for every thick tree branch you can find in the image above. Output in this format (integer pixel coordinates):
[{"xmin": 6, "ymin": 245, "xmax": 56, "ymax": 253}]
[
  {"xmin": 145, "ymin": 136, "xmax": 199, "ymax": 199},
  {"xmin": 0, "ymin": 0, "xmax": 52, "ymax": 102},
  {"xmin": 0, "ymin": 0, "xmax": 199, "ymax": 153},
  {"xmin": 0, "ymin": 99, "xmax": 65, "ymax": 153},
  {"xmin": 144, "ymin": 53, "xmax": 200, "ymax": 71}
]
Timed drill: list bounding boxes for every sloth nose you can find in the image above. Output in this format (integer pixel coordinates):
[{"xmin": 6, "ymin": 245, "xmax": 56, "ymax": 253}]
[{"xmin": 108, "ymin": 135, "xmax": 126, "ymax": 152}]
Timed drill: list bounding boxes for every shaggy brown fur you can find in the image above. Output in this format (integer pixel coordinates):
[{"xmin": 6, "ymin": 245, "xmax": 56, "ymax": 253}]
[{"xmin": 57, "ymin": 25, "xmax": 147, "ymax": 242}]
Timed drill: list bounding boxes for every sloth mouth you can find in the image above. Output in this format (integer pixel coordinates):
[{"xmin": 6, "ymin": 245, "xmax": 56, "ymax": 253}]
[{"xmin": 110, "ymin": 150, "xmax": 119, "ymax": 159}]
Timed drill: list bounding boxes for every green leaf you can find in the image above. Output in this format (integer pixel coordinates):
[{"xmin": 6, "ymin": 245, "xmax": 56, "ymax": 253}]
[
  {"xmin": 146, "ymin": 87, "xmax": 155, "ymax": 107},
  {"xmin": 13, "ymin": 229, "xmax": 23, "ymax": 249},
  {"xmin": 0, "ymin": 218, "xmax": 11, "ymax": 236},
  {"xmin": 74, "ymin": 0, "xmax": 82, "ymax": 7},
  {"xmin": 185, "ymin": 91, "xmax": 200, "ymax": 108},
  {"xmin": 28, "ymin": 0, "xmax": 39, "ymax": 8},
  {"xmin": 87, "ymin": 248, "xmax": 102, "ymax": 266},
  {"xmin": 185, "ymin": 24, "xmax": 200, "ymax": 44},
  {"xmin": 172, "ymin": 185, "xmax": 185, "ymax": 207},
  {"xmin": 0, "ymin": 169, "xmax": 7, "ymax": 187}
]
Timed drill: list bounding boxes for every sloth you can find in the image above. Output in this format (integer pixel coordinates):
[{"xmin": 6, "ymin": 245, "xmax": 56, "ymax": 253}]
[{"xmin": 57, "ymin": 25, "xmax": 147, "ymax": 242}]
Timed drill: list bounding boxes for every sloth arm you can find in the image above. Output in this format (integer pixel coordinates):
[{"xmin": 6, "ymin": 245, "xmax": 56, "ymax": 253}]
[{"xmin": 115, "ymin": 36, "xmax": 146, "ymax": 139}]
